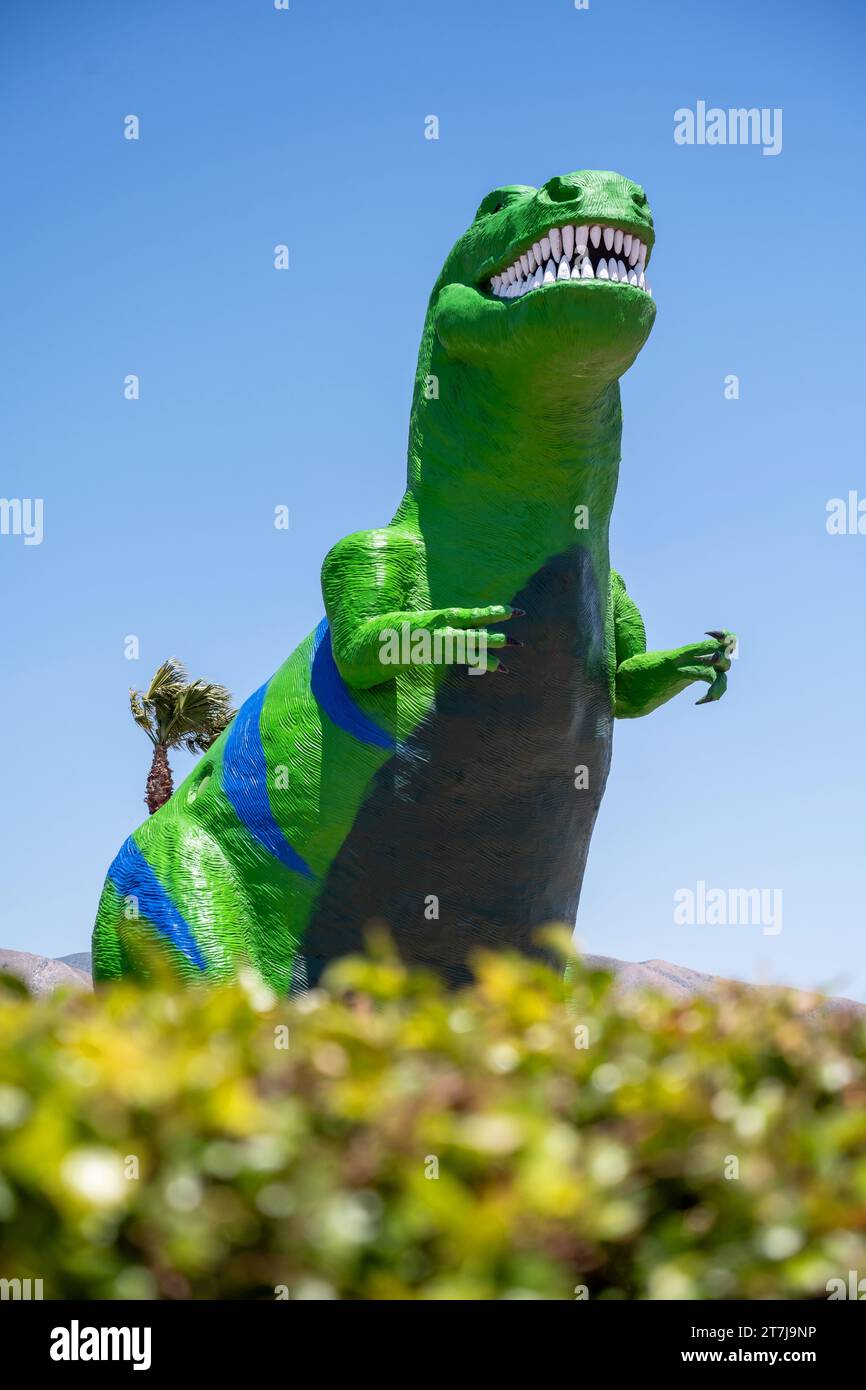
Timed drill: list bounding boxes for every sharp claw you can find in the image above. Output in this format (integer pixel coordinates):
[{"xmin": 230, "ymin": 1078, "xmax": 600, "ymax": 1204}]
[
  {"xmin": 495, "ymin": 663, "xmax": 510, "ymax": 674},
  {"xmin": 695, "ymin": 653, "xmax": 719, "ymax": 665},
  {"xmin": 696, "ymin": 671, "xmax": 727, "ymax": 705},
  {"xmin": 510, "ymin": 608, "xmax": 526, "ymax": 619},
  {"xmin": 705, "ymin": 630, "xmax": 726, "ymax": 640},
  {"xmin": 505, "ymin": 636, "xmax": 523, "ymax": 647}
]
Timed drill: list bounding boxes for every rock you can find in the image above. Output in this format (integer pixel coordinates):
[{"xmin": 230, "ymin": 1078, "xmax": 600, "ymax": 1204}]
[
  {"xmin": 580, "ymin": 953, "xmax": 864, "ymax": 1018},
  {"xmin": 0, "ymin": 945, "xmax": 862, "ymax": 1017},
  {"xmin": 57, "ymin": 952, "xmax": 93, "ymax": 976},
  {"xmin": 0, "ymin": 950, "xmax": 92, "ymax": 997}
]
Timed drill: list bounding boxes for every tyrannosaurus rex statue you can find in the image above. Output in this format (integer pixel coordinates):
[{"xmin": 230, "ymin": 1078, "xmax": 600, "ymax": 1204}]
[{"xmin": 93, "ymin": 169, "xmax": 734, "ymax": 991}]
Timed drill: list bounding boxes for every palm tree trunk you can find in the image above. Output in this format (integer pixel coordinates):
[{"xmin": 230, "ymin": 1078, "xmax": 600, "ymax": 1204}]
[{"xmin": 145, "ymin": 743, "xmax": 173, "ymax": 815}]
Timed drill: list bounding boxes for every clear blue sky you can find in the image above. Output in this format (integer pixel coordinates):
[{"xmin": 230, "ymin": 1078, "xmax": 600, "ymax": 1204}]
[{"xmin": 2, "ymin": 0, "xmax": 864, "ymax": 999}]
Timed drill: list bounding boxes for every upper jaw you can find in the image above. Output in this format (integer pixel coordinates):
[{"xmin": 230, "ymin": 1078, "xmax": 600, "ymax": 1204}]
[{"xmin": 482, "ymin": 220, "xmax": 653, "ymax": 299}]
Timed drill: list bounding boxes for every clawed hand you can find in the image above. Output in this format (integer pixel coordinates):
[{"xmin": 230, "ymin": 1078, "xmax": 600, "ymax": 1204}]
[{"xmin": 685, "ymin": 629, "xmax": 736, "ymax": 706}]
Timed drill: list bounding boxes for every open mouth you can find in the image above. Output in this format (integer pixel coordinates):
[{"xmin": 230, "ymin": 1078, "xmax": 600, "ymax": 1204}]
[{"xmin": 486, "ymin": 223, "xmax": 652, "ymax": 299}]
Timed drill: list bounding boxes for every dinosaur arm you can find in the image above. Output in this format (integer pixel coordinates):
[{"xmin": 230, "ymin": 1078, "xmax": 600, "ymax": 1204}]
[
  {"xmin": 322, "ymin": 529, "xmax": 512, "ymax": 690},
  {"xmin": 611, "ymin": 571, "xmax": 733, "ymax": 718}
]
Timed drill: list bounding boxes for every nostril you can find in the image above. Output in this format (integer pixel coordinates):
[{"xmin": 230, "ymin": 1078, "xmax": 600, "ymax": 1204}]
[
  {"xmin": 544, "ymin": 175, "xmax": 584, "ymax": 204},
  {"xmin": 631, "ymin": 191, "xmax": 647, "ymax": 207}
]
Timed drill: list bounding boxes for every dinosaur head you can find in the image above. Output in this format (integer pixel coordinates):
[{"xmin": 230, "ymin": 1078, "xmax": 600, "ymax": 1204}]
[{"xmin": 429, "ymin": 170, "xmax": 656, "ymax": 390}]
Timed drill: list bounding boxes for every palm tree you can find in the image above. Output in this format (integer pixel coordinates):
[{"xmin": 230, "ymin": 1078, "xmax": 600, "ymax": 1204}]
[{"xmin": 130, "ymin": 659, "xmax": 236, "ymax": 815}]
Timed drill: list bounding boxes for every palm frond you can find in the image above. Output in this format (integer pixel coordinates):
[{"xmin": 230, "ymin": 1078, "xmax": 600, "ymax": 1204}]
[
  {"xmin": 142, "ymin": 657, "xmax": 189, "ymax": 702},
  {"xmin": 130, "ymin": 661, "xmax": 236, "ymax": 752},
  {"xmin": 129, "ymin": 689, "xmax": 157, "ymax": 743},
  {"xmin": 166, "ymin": 679, "xmax": 237, "ymax": 752}
]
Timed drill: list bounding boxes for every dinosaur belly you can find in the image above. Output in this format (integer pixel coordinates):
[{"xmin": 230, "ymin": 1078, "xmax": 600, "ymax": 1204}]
[{"xmin": 304, "ymin": 548, "xmax": 614, "ymax": 985}]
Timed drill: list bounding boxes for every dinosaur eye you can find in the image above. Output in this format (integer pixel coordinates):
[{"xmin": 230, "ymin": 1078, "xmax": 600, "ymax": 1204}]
[{"xmin": 473, "ymin": 187, "xmax": 534, "ymax": 223}]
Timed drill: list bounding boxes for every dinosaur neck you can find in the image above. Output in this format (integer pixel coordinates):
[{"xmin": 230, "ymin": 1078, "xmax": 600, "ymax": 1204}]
[{"xmin": 395, "ymin": 330, "xmax": 622, "ymax": 596}]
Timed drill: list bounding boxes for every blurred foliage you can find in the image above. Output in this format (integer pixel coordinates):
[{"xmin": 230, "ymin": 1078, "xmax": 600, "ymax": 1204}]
[{"xmin": 1, "ymin": 939, "xmax": 865, "ymax": 1301}]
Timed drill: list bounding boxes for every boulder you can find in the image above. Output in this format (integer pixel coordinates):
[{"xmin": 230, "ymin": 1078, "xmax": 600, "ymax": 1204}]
[{"xmin": 0, "ymin": 950, "xmax": 92, "ymax": 997}]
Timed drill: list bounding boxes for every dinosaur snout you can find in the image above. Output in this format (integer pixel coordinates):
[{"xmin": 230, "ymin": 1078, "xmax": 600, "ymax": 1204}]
[{"xmin": 536, "ymin": 171, "xmax": 654, "ymax": 249}]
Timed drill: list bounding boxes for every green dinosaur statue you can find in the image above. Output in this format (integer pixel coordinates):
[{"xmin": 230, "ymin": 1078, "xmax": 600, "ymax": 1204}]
[{"xmin": 93, "ymin": 169, "xmax": 734, "ymax": 991}]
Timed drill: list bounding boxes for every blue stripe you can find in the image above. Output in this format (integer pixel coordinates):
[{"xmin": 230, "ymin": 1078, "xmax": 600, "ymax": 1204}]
[
  {"xmin": 222, "ymin": 681, "xmax": 314, "ymax": 878},
  {"xmin": 107, "ymin": 837, "xmax": 207, "ymax": 970},
  {"xmin": 310, "ymin": 618, "xmax": 396, "ymax": 750}
]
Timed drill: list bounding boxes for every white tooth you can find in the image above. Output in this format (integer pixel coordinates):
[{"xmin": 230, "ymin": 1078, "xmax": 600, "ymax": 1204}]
[
  {"xmin": 617, "ymin": 259, "xmax": 627, "ymax": 281},
  {"xmin": 608, "ymin": 257, "xmax": 618, "ymax": 281},
  {"xmin": 596, "ymin": 258, "xmax": 609, "ymax": 279},
  {"xmin": 520, "ymin": 253, "xmax": 530, "ymax": 276},
  {"xmin": 646, "ymin": 284, "xmax": 652, "ymax": 297},
  {"xmin": 527, "ymin": 247, "xmax": 537, "ymax": 272},
  {"xmin": 508, "ymin": 265, "xmax": 518, "ymax": 284},
  {"xmin": 603, "ymin": 226, "xmax": 614, "ymax": 251},
  {"xmin": 589, "ymin": 225, "xmax": 601, "ymax": 248},
  {"xmin": 575, "ymin": 226, "xmax": 588, "ymax": 256},
  {"xmin": 628, "ymin": 239, "xmax": 639, "ymax": 265},
  {"xmin": 549, "ymin": 225, "xmax": 562, "ymax": 260},
  {"xmin": 637, "ymin": 241, "xmax": 647, "ymax": 268},
  {"xmin": 532, "ymin": 242, "xmax": 543, "ymax": 266},
  {"xmin": 532, "ymin": 265, "xmax": 543, "ymax": 289},
  {"xmin": 562, "ymin": 224, "xmax": 574, "ymax": 260},
  {"xmin": 628, "ymin": 267, "xmax": 638, "ymax": 285},
  {"xmin": 557, "ymin": 256, "xmax": 570, "ymax": 280},
  {"xmin": 614, "ymin": 229, "xmax": 623, "ymax": 255},
  {"xmin": 543, "ymin": 258, "xmax": 556, "ymax": 284},
  {"xmin": 638, "ymin": 270, "xmax": 646, "ymax": 290},
  {"xmin": 623, "ymin": 234, "xmax": 632, "ymax": 258},
  {"xmin": 578, "ymin": 255, "xmax": 594, "ymax": 279},
  {"xmin": 540, "ymin": 235, "xmax": 551, "ymax": 261}
]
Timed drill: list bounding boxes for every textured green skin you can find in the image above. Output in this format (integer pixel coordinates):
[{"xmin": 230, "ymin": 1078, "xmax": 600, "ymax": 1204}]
[{"xmin": 93, "ymin": 170, "xmax": 733, "ymax": 991}]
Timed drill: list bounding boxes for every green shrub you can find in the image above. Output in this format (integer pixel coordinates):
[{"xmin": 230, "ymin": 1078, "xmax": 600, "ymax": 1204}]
[{"xmin": 1, "ymin": 942, "xmax": 864, "ymax": 1300}]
